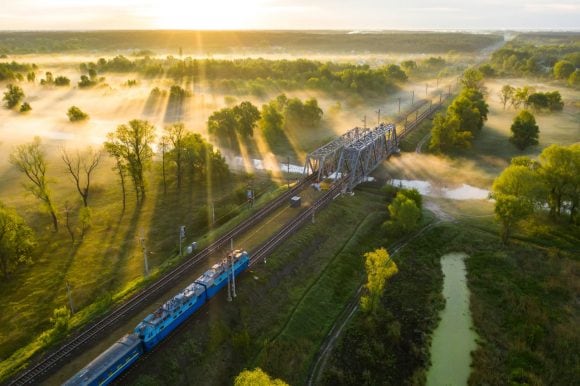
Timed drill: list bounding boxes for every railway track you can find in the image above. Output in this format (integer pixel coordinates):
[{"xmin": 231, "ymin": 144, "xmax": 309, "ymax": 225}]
[
  {"xmin": 8, "ymin": 174, "xmax": 316, "ymax": 386},
  {"xmin": 114, "ymin": 178, "xmax": 346, "ymax": 385},
  {"xmin": 250, "ymin": 179, "xmax": 345, "ymax": 266}
]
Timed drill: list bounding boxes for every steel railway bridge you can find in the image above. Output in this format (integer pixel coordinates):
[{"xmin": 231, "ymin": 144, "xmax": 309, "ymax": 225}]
[{"xmin": 304, "ymin": 95, "xmax": 447, "ymax": 191}]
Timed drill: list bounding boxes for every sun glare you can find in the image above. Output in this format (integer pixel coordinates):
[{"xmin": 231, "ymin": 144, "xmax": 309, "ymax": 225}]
[{"xmin": 152, "ymin": 0, "xmax": 262, "ymax": 29}]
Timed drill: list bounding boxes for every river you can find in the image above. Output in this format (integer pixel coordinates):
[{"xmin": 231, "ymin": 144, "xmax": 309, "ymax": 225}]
[{"xmin": 426, "ymin": 252, "xmax": 478, "ymax": 386}]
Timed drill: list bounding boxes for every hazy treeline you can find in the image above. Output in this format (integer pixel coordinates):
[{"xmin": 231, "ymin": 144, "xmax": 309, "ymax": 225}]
[
  {"xmin": 82, "ymin": 56, "xmax": 408, "ymax": 97},
  {"xmin": 486, "ymin": 41, "xmax": 579, "ymax": 84},
  {"xmin": 0, "ymin": 61, "xmax": 37, "ymax": 81},
  {"xmin": 0, "ymin": 31, "xmax": 502, "ymax": 55}
]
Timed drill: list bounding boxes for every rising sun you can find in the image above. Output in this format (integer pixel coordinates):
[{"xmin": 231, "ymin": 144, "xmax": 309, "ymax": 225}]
[{"xmin": 151, "ymin": 0, "xmax": 263, "ymax": 29}]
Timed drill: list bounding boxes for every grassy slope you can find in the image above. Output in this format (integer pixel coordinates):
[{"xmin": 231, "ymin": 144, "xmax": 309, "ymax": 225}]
[
  {"xmin": 0, "ymin": 165, "xmax": 279, "ymax": 381},
  {"xmin": 126, "ymin": 186, "xmax": 387, "ymax": 386}
]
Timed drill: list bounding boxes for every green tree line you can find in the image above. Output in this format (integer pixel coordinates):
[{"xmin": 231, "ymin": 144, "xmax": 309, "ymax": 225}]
[{"xmin": 492, "ymin": 144, "xmax": 580, "ymax": 243}]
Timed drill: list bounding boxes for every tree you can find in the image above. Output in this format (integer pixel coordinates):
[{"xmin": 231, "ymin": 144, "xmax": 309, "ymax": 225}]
[
  {"xmin": 568, "ymin": 69, "xmax": 580, "ymax": 88},
  {"xmin": 259, "ymin": 101, "xmax": 284, "ymax": 139},
  {"xmin": 54, "ymin": 76, "xmax": 71, "ymax": 86},
  {"xmin": 447, "ymin": 95, "xmax": 482, "ymax": 133},
  {"xmin": 510, "ymin": 110, "xmax": 539, "ymax": 150},
  {"xmin": 19, "ymin": 102, "xmax": 31, "ymax": 113},
  {"xmin": 383, "ymin": 191, "xmax": 422, "ymax": 236},
  {"xmin": 494, "ymin": 193, "xmax": 534, "ymax": 244},
  {"xmin": 0, "ymin": 204, "xmax": 36, "ymax": 278},
  {"xmin": 108, "ymin": 146, "xmax": 128, "ymax": 212},
  {"xmin": 78, "ymin": 75, "xmax": 96, "ymax": 88},
  {"xmin": 105, "ymin": 120, "xmax": 155, "ymax": 204},
  {"xmin": 61, "ymin": 147, "xmax": 101, "ymax": 207},
  {"xmin": 461, "ymin": 88, "xmax": 489, "ymax": 122},
  {"xmin": 511, "ymin": 86, "xmax": 534, "ymax": 110},
  {"xmin": 3, "ymin": 84, "xmax": 24, "ymax": 109},
  {"xmin": 234, "ymin": 368, "xmax": 288, "ymax": 386},
  {"xmin": 360, "ymin": 248, "xmax": 398, "ymax": 314},
  {"xmin": 460, "ymin": 68, "xmax": 484, "ymax": 91},
  {"xmin": 499, "ymin": 85, "xmax": 515, "ymax": 110},
  {"xmin": 429, "ymin": 114, "xmax": 454, "ymax": 152},
  {"xmin": 303, "ymin": 98, "xmax": 323, "ymax": 127},
  {"xmin": 9, "ymin": 137, "xmax": 59, "ymax": 231},
  {"xmin": 401, "ymin": 60, "xmax": 417, "ymax": 73},
  {"xmin": 492, "ymin": 163, "xmax": 539, "ymax": 243},
  {"xmin": 526, "ymin": 92, "xmax": 549, "ymax": 111},
  {"xmin": 207, "ymin": 107, "xmax": 237, "ymax": 140},
  {"xmin": 553, "ymin": 60, "xmax": 575, "ymax": 80},
  {"xmin": 538, "ymin": 144, "xmax": 577, "ymax": 217},
  {"xmin": 233, "ymin": 101, "xmax": 261, "ymax": 137},
  {"xmin": 165, "ymin": 123, "xmax": 186, "ymax": 189},
  {"xmin": 67, "ymin": 106, "xmax": 89, "ymax": 122},
  {"xmin": 159, "ymin": 136, "xmax": 169, "ymax": 194},
  {"xmin": 545, "ymin": 91, "xmax": 564, "ymax": 111}
]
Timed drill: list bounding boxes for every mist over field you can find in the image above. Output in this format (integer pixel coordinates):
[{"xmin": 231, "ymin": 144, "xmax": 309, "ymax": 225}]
[{"xmin": 0, "ymin": 27, "xmax": 578, "ymax": 386}]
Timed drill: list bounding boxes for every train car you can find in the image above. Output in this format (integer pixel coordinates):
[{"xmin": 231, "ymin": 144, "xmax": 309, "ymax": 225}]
[
  {"xmin": 134, "ymin": 280, "xmax": 207, "ymax": 350},
  {"xmin": 197, "ymin": 250, "xmax": 250, "ymax": 299},
  {"xmin": 63, "ymin": 333, "xmax": 143, "ymax": 386}
]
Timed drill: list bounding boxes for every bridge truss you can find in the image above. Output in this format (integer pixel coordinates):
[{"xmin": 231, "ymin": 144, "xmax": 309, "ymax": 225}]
[{"xmin": 304, "ymin": 123, "xmax": 398, "ymax": 191}]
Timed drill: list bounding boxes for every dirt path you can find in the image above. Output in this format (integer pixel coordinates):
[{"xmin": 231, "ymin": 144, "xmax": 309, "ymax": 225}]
[{"xmin": 416, "ymin": 132, "xmax": 431, "ymax": 153}]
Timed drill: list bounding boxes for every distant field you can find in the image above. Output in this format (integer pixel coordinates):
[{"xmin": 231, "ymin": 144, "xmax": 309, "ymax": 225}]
[{"xmin": 0, "ymin": 30, "xmax": 503, "ymax": 55}]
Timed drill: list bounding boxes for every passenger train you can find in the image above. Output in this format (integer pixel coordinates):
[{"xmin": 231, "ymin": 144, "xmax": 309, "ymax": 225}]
[{"xmin": 64, "ymin": 250, "xmax": 250, "ymax": 386}]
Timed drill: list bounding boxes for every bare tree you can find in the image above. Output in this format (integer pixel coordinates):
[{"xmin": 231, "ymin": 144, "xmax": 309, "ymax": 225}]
[
  {"xmin": 63, "ymin": 201, "xmax": 76, "ymax": 244},
  {"xmin": 10, "ymin": 137, "xmax": 58, "ymax": 231},
  {"xmin": 61, "ymin": 147, "xmax": 101, "ymax": 207}
]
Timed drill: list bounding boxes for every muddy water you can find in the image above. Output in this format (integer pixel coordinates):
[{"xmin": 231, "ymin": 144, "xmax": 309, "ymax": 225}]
[{"xmin": 426, "ymin": 252, "xmax": 478, "ymax": 386}]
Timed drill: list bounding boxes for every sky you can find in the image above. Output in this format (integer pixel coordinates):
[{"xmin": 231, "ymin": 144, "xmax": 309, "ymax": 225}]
[{"xmin": 1, "ymin": 0, "xmax": 579, "ymax": 31}]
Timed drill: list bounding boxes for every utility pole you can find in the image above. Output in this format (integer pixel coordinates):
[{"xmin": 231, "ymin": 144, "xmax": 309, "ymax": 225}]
[
  {"xmin": 227, "ymin": 256, "xmax": 232, "ymax": 302},
  {"xmin": 66, "ymin": 280, "xmax": 75, "ymax": 314},
  {"xmin": 398, "ymin": 97, "xmax": 401, "ymax": 113},
  {"xmin": 179, "ymin": 225, "xmax": 185, "ymax": 257},
  {"xmin": 375, "ymin": 108, "xmax": 381, "ymax": 125},
  {"xmin": 140, "ymin": 234, "xmax": 148, "ymax": 277},
  {"xmin": 362, "ymin": 115, "xmax": 367, "ymax": 129},
  {"xmin": 411, "ymin": 90, "xmax": 414, "ymax": 106},
  {"xmin": 230, "ymin": 237, "xmax": 234, "ymax": 251},
  {"xmin": 425, "ymin": 83, "xmax": 428, "ymax": 96},
  {"xmin": 231, "ymin": 254, "xmax": 237, "ymax": 298}
]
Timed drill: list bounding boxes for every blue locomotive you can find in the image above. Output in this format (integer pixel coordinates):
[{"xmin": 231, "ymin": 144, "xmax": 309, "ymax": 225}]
[{"xmin": 64, "ymin": 250, "xmax": 250, "ymax": 386}]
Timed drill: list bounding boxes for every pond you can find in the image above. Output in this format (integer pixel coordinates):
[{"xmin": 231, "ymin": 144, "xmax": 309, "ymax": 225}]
[{"xmin": 426, "ymin": 252, "xmax": 479, "ymax": 386}]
